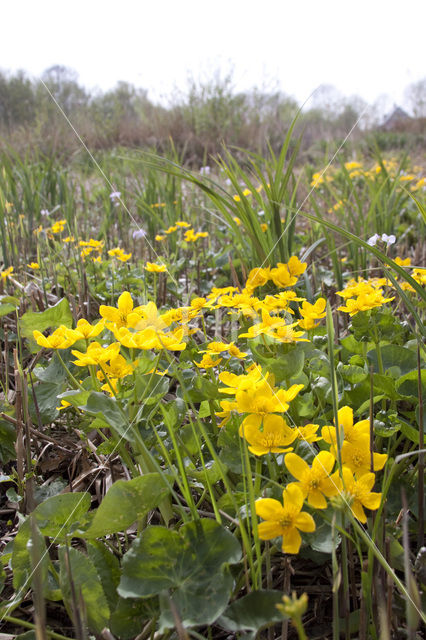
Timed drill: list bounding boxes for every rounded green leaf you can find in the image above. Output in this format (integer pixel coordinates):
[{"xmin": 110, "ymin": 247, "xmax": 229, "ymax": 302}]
[
  {"xmin": 82, "ymin": 473, "xmax": 170, "ymax": 538},
  {"xmin": 119, "ymin": 519, "xmax": 241, "ymax": 627}
]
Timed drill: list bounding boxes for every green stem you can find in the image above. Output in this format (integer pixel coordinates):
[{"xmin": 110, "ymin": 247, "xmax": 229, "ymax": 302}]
[
  {"xmin": 55, "ymin": 350, "xmax": 84, "ymax": 390},
  {"xmin": 2, "ymin": 616, "xmax": 75, "ymax": 640}
]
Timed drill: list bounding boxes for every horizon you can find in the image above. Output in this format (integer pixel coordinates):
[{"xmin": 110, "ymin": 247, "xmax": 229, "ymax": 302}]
[{"xmin": 2, "ymin": 0, "xmax": 425, "ymax": 117}]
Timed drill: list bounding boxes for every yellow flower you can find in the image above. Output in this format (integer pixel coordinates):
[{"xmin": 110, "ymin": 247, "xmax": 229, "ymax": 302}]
[
  {"xmin": 108, "ymin": 247, "xmax": 132, "ymax": 262},
  {"xmin": 33, "ymin": 326, "xmax": 75, "ymax": 350},
  {"xmin": 99, "ymin": 291, "xmax": 143, "ymax": 329},
  {"xmin": 239, "ymin": 414, "xmax": 296, "ymax": 455},
  {"xmin": 236, "ymin": 378, "xmax": 303, "ymax": 415},
  {"xmin": 394, "ymin": 257, "xmax": 411, "ymax": 267},
  {"xmin": 0, "ymin": 266, "xmax": 14, "ymax": 280},
  {"xmin": 195, "ymin": 354, "xmax": 223, "ymax": 369},
  {"xmin": 292, "ymin": 423, "xmax": 321, "ymax": 444},
  {"xmin": 337, "ymin": 290, "xmax": 394, "ymax": 315},
  {"xmin": 216, "ymin": 399, "xmax": 239, "ymax": 427},
  {"xmin": 270, "ymin": 263, "xmax": 297, "ymax": 288},
  {"xmin": 341, "ymin": 436, "xmax": 387, "ymax": 476},
  {"xmin": 339, "ymin": 467, "xmax": 382, "ymax": 523},
  {"xmin": 27, "ymin": 262, "xmax": 40, "ymax": 270},
  {"xmin": 322, "ymin": 406, "xmax": 369, "ymax": 447},
  {"xmin": 246, "ymin": 267, "xmax": 270, "ymax": 291},
  {"xmin": 218, "ymin": 364, "xmax": 264, "ymax": 395},
  {"xmin": 145, "ymin": 262, "xmax": 167, "ymax": 273},
  {"xmin": 65, "ymin": 318, "xmax": 105, "ymax": 341},
  {"xmin": 199, "ymin": 341, "xmax": 232, "ymax": 355},
  {"xmin": 298, "ymin": 298, "xmax": 326, "ymax": 330},
  {"xmin": 344, "ymin": 161, "xmax": 362, "ymax": 171},
  {"xmin": 255, "ymin": 484, "xmax": 316, "ymax": 553},
  {"xmin": 96, "ymin": 353, "xmax": 135, "ymax": 380},
  {"xmin": 164, "ymin": 225, "xmax": 178, "ymax": 234},
  {"xmin": 155, "ymin": 234, "xmax": 166, "ymax": 241},
  {"xmin": 285, "ymin": 451, "xmax": 338, "ymax": 509},
  {"xmin": 175, "ymin": 221, "xmax": 191, "ymax": 228},
  {"xmin": 56, "ymin": 399, "xmax": 71, "ymax": 411},
  {"xmin": 228, "ymin": 344, "xmax": 247, "ymax": 359},
  {"xmin": 71, "ymin": 341, "xmax": 120, "ymax": 367},
  {"xmin": 287, "ymin": 257, "xmax": 307, "ymax": 277},
  {"xmin": 50, "ymin": 220, "xmax": 67, "ymax": 234}
]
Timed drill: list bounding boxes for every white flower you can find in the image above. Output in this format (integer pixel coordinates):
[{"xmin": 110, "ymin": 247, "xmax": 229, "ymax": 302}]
[
  {"xmin": 199, "ymin": 166, "xmax": 211, "ymax": 176},
  {"xmin": 40, "ymin": 209, "xmax": 50, "ymax": 217},
  {"xmin": 381, "ymin": 233, "xmax": 396, "ymax": 246},
  {"xmin": 258, "ymin": 210, "xmax": 265, "ymax": 217},
  {"xmin": 109, "ymin": 191, "xmax": 121, "ymax": 200},
  {"xmin": 367, "ymin": 234, "xmax": 379, "ymax": 246},
  {"xmin": 132, "ymin": 228, "xmax": 147, "ymax": 240}
]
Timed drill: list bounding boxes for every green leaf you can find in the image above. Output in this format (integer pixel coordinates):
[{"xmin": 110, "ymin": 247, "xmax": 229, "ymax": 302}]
[
  {"xmin": 118, "ymin": 519, "xmax": 241, "ymax": 628},
  {"xmin": 396, "ymin": 369, "xmax": 426, "ymax": 399},
  {"xmin": 79, "ymin": 391, "xmax": 133, "ymax": 442},
  {"xmin": 367, "ymin": 345, "xmax": 419, "ymax": 376},
  {"xmin": 28, "ymin": 381, "xmax": 62, "ymax": 424},
  {"xmin": 110, "ymin": 597, "xmax": 159, "ymax": 639},
  {"xmin": 0, "ymin": 302, "xmax": 17, "ymax": 317},
  {"xmin": 59, "ymin": 546, "xmax": 110, "ymax": 634},
  {"xmin": 12, "ymin": 519, "xmax": 48, "ymax": 593},
  {"xmin": 0, "ymin": 418, "xmax": 16, "ymax": 464},
  {"xmin": 268, "ymin": 348, "xmax": 305, "ymax": 382},
  {"xmin": 33, "ymin": 351, "xmax": 68, "ymax": 384},
  {"xmin": 87, "ymin": 541, "xmax": 120, "ymax": 610},
  {"xmin": 33, "ymin": 492, "xmax": 91, "ymax": 537},
  {"xmin": 218, "ymin": 590, "xmax": 286, "ymax": 632},
  {"xmin": 82, "ymin": 474, "xmax": 170, "ymax": 538},
  {"xmin": 338, "ymin": 363, "xmax": 368, "ymax": 385},
  {"xmin": 20, "ymin": 298, "xmax": 73, "ymax": 351}
]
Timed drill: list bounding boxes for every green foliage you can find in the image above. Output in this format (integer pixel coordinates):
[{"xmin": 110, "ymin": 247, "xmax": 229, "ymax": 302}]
[{"xmin": 119, "ymin": 519, "xmax": 241, "ymax": 628}]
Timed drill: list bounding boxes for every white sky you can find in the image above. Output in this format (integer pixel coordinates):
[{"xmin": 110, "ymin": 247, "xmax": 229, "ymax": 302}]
[{"xmin": 2, "ymin": 0, "xmax": 425, "ymax": 109}]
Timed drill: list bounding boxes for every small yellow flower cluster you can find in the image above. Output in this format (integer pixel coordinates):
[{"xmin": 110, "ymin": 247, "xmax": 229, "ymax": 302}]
[
  {"xmin": 255, "ymin": 405, "xmax": 385, "ymax": 553},
  {"xmin": 108, "ymin": 247, "xmax": 132, "ymax": 262},
  {"xmin": 310, "ymin": 172, "xmax": 333, "ymax": 188},
  {"xmin": 0, "ymin": 266, "xmax": 14, "ymax": 281},
  {"xmin": 157, "ymin": 221, "xmax": 208, "ymax": 243},
  {"xmin": 184, "ymin": 229, "xmax": 208, "ymax": 242},
  {"xmin": 50, "ymin": 220, "xmax": 67, "ymax": 235},
  {"xmin": 232, "ymin": 184, "xmax": 263, "ymax": 201},
  {"xmin": 195, "ymin": 341, "xmax": 247, "ymax": 369},
  {"xmin": 337, "ymin": 277, "xmax": 394, "ymax": 316},
  {"xmin": 145, "ymin": 262, "xmax": 167, "ymax": 273}
]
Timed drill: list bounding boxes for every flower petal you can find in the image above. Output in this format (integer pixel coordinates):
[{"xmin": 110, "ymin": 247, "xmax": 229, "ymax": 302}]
[
  {"xmin": 282, "ymin": 527, "xmax": 302, "ymax": 554},
  {"xmin": 295, "ymin": 511, "xmax": 316, "ymax": 532},
  {"xmin": 258, "ymin": 521, "xmax": 283, "ymax": 541},
  {"xmin": 282, "ymin": 483, "xmax": 304, "ymax": 512},
  {"xmin": 285, "ymin": 453, "xmax": 310, "ymax": 481},
  {"xmin": 255, "ymin": 498, "xmax": 284, "ymax": 521}
]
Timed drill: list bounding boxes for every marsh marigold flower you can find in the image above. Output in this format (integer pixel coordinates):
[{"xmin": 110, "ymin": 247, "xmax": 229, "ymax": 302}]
[
  {"xmin": 285, "ymin": 451, "xmax": 339, "ymax": 509},
  {"xmin": 145, "ymin": 262, "xmax": 167, "ymax": 273},
  {"xmin": 33, "ymin": 326, "xmax": 75, "ymax": 350},
  {"xmin": 338, "ymin": 467, "xmax": 382, "ymax": 522},
  {"xmin": 255, "ymin": 484, "xmax": 315, "ymax": 553},
  {"xmin": 239, "ymin": 414, "xmax": 296, "ymax": 455}
]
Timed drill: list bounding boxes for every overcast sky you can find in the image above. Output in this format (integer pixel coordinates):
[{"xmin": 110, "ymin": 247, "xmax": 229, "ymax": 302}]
[{"xmin": 2, "ymin": 0, "xmax": 425, "ymax": 109}]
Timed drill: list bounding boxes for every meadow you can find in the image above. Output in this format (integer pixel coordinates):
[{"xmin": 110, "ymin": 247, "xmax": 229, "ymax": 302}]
[{"xmin": 0, "ymin": 123, "xmax": 425, "ymax": 640}]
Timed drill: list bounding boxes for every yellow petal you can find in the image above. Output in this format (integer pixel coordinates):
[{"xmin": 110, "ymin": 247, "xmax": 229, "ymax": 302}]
[
  {"xmin": 285, "ymin": 453, "xmax": 310, "ymax": 481},
  {"xmin": 282, "ymin": 483, "xmax": 304, "ymax": 512},
  {"xmin": 282, "ymin": 527, "xmax": 302, "ymax": 554},
  {"xmin": 294, "ymin": 511, "xmax": 316, "ymax": 532},
  {"xmin": 337, "ymin": 406, "xmax": 353, "ymax": 436},
  {"xmin": 255, "ymin": 498, "xmax": 284, "ymax": 521},
  {"xmin": 257, "ymin": 521, "xmax": 283, "ymax": 541}
]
